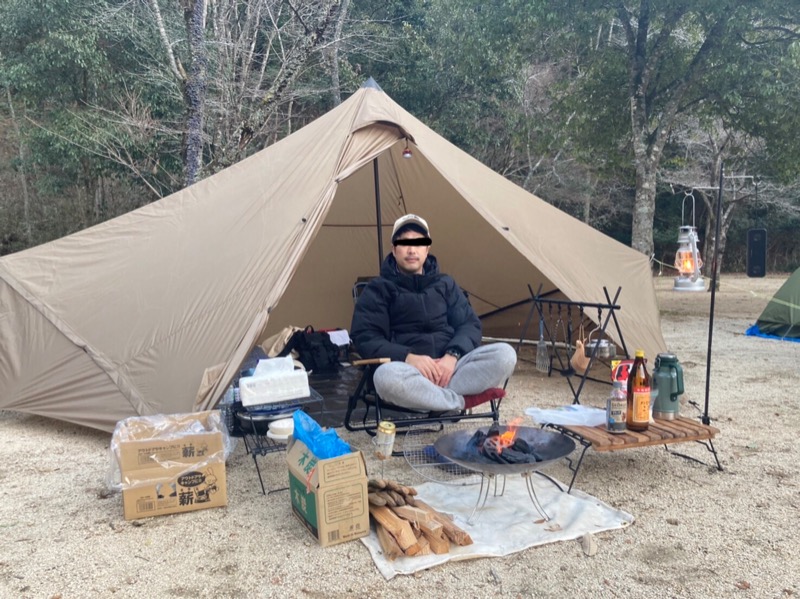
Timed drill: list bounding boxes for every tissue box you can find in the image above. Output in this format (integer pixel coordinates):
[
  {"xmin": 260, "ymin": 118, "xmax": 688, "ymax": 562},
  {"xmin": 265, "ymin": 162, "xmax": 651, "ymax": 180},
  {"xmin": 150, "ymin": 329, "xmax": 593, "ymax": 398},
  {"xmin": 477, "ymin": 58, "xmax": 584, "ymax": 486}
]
[
  {"xmin": 239, "ymin": 370, "xmax": 310, "ymax": 406},
  {"xmin": 239, "ymin": 356, "xmax": 310, "ymax": 406}
]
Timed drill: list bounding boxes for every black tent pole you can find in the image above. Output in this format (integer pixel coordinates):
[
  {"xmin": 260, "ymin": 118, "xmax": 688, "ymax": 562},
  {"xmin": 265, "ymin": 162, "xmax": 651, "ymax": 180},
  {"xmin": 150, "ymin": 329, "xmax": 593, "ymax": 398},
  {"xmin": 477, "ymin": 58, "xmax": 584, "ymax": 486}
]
[
  {"xmin": 373, "ymin": 158, "xmax": 383, "ymax": 271},
  {"xmin": 702, "ymin": 161, "xmax": 724, "ymax": 426}
]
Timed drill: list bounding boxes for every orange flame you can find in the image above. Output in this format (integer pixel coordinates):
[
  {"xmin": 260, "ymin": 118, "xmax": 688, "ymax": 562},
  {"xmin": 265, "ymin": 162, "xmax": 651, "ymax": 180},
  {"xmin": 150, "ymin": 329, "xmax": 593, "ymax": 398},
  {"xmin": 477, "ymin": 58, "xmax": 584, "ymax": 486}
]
[{"xmin": 495, "ymin": 417, "xmax": 524, "ymax": 450}]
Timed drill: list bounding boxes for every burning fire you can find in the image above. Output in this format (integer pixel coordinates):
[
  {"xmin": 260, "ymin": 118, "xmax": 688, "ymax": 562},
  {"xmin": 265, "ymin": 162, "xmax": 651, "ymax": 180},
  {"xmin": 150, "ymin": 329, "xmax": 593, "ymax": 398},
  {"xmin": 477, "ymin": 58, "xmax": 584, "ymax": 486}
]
[
  {"xmin": 470, "ymin": 418, "xmax": 543, "ymax": 465},
  {"xmin": 489, "ymin": 417, "xmax": 524, "ymax": 453}
]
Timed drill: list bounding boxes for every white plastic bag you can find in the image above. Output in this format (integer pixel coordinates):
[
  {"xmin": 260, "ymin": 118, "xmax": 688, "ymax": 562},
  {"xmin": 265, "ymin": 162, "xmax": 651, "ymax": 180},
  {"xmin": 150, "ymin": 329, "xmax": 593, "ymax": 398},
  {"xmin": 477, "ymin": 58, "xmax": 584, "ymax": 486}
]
[{"xmin": 525, "ymin": 404, "xmax": 606, "ymax": 427}]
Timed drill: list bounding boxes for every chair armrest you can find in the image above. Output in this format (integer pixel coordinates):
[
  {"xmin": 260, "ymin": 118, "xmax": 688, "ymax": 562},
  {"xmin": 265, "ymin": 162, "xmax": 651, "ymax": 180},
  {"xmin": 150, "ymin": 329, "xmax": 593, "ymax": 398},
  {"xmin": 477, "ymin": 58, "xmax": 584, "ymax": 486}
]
[{"xmin": 352, "ymin": 357, "xmax": 391, "ymax": 367}]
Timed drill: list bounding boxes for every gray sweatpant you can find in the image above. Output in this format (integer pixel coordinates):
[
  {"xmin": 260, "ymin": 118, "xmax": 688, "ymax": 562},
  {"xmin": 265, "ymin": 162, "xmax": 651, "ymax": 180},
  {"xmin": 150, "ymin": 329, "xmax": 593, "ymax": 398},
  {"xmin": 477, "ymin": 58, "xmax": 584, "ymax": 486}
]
[{"xmin": 371, "ymin": 343, "xmax": 517, "ymax": 412}]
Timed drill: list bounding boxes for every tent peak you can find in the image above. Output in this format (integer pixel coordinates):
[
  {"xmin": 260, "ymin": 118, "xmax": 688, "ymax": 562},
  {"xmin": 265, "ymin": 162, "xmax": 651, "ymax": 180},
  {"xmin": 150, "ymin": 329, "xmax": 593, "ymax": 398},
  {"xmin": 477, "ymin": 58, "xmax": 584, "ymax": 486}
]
[{"xmin": 361, "ymin": 77, "xmax": 384, "ymax": 92}]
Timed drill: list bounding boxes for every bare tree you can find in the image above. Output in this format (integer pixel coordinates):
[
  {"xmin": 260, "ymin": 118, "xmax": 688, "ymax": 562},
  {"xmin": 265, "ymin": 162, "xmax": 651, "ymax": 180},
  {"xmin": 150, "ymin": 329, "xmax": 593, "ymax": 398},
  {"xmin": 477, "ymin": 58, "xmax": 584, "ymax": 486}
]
[{"xmin": 4, "ymin": 87, "xmax": 33, "ymax": 244}]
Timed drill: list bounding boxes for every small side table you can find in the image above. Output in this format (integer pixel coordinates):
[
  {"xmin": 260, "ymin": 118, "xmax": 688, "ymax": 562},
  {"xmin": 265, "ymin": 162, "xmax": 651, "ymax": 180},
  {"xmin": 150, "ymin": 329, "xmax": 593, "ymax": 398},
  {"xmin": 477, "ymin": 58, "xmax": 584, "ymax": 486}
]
[{"xmin": 545, "ymin": 416, "xmax": 721, "ymax": 492}]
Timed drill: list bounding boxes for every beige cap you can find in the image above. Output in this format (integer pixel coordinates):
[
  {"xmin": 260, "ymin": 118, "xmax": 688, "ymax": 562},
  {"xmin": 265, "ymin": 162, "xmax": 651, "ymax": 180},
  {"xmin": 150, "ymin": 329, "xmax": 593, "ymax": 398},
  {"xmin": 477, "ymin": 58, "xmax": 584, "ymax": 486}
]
[{"xmin": 391, "ymin": 214, "xmax": 430, "ymax": 243}]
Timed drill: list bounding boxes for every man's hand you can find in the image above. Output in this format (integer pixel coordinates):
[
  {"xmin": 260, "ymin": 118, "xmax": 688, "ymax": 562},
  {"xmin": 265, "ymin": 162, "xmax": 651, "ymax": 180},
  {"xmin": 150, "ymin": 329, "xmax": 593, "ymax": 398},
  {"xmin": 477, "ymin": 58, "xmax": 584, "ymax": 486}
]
[
  {"xmin": 434, "ymin": 354, "xmax": 458, "ymax": 387},
  {"xmin": 405, "ymin": 353, "xmax": 441, "ymax": 384}
]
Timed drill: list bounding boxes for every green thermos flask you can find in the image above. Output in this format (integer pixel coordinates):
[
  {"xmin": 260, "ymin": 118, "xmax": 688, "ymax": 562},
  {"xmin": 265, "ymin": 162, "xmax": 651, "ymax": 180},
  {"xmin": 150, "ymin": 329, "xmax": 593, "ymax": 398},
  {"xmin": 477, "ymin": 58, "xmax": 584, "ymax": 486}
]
[{"xmin": 652, "ymin": 352, "xmax": 684, "ymax": 420}]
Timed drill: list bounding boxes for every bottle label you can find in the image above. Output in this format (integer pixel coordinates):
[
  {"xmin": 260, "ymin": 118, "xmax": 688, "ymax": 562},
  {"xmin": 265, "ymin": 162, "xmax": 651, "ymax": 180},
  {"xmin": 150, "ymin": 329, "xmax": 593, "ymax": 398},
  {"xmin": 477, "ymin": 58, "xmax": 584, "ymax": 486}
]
[
  {"xmin": 632, "ymin": 388, "xmax": 650, "ymax": 423},
  {"xmin": 607, "ymin": 398, "xmax": 627, "ymax": 433}
]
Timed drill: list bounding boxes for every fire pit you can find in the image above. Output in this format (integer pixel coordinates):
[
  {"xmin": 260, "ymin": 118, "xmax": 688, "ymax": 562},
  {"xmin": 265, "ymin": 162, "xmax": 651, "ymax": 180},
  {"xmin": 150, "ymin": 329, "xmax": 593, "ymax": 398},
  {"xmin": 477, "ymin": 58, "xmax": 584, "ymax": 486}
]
[{"xmin": 433, "ymin": 422, "xmax": 575, "ymax": 523}]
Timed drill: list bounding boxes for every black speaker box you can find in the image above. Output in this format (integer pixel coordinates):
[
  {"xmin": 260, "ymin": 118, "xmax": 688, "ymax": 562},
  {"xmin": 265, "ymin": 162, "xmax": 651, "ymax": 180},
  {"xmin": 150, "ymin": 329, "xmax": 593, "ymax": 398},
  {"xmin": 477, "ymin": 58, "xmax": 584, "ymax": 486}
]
[{"xmin": 747, "ymin": 228, "xmax": 767, "ymax": 277}]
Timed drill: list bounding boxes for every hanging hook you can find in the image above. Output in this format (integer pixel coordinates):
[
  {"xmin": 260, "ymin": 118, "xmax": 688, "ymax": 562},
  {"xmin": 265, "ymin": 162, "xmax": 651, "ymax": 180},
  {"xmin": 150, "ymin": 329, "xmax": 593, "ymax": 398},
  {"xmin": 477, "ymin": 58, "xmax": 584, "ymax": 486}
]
[{"xmin": 681, "ymin": 190, "xmax": 697, "ymax": 228}]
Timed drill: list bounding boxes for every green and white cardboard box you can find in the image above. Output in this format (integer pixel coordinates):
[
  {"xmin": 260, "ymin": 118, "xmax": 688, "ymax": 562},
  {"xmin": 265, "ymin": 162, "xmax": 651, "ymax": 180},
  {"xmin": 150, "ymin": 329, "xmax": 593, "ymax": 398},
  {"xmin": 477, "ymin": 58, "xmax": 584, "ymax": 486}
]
[{"xmin": 286, "ymin": 437, "xmax": 369, "ymax": 547}]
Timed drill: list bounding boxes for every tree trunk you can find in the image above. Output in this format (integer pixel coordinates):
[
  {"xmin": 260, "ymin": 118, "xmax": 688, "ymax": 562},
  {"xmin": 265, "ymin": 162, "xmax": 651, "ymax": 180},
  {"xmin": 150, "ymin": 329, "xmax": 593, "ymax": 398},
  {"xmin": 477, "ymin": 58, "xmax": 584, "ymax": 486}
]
[
  {"xmin": 5, "ymin": 87, "xmax": 33, "ymax": 244},
  {"xmin": 631, "ymin": 157, "xmax": 658, "ymax": 257},
  {"xmin": 703, "ymin": 194, "xmax": 736, "ymax": 291},
  {"xmin": 183, "ymin": 0, "xmax": 208, "ymax": 187},
  {"xmin": 328, "ymin": 0, "xmax": 350, "ymax": 106}
]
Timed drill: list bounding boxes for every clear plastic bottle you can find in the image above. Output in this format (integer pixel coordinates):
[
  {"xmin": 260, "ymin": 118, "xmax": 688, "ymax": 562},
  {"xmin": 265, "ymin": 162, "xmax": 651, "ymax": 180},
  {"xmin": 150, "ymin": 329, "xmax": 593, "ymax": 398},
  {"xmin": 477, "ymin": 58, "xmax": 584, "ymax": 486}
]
[{"xmin": 606, "ymin": 380, "xmax": 627, "ymax": 433}]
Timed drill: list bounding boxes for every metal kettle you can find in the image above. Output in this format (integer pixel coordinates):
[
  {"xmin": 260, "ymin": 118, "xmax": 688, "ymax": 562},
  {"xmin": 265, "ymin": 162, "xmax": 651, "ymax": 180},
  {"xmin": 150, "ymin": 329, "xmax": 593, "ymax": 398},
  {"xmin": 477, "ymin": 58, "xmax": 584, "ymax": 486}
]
[{"xmin": 652, "ymin": 353, "xmax": 684, "ymax": 420}]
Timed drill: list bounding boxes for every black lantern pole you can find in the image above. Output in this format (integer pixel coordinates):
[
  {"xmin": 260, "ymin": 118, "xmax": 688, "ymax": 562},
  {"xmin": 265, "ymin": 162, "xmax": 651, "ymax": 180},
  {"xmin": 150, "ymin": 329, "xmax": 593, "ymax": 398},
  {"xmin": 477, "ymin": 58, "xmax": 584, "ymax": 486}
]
[{"xmin": 702, "ymin": 162, "xmax": 725, "ymax": 426}]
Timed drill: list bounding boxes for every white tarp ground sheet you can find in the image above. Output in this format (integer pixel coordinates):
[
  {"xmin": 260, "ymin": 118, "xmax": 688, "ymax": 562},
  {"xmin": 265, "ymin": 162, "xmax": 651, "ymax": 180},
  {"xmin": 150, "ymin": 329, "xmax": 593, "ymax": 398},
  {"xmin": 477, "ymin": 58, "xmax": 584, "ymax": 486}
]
[{"xmin": 361, "ymin": 475, "xmax": 634, "ymax": 579}]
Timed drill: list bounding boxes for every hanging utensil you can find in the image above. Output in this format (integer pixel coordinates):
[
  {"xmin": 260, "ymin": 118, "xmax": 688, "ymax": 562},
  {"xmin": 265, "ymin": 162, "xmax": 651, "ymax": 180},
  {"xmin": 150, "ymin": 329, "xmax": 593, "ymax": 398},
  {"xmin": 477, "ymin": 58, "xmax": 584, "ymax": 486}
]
[
  {"xmin": 570, "ymin": 320, "xmax": 592, "ymax": 374},
  {"xmin": 553, "ymin": 310, "xmax": 574, "ymax": 376},
  {"xmin": 536, "ymin": 317, "xmax": 550, "ymax": 373}
]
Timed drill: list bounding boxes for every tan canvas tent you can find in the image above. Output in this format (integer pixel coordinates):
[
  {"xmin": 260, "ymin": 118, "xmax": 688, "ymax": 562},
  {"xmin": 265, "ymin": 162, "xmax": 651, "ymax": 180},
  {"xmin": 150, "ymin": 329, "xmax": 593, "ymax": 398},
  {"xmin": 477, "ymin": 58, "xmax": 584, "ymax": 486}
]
[{"xmin": 0, "ymin": 79, "xmax": 666, "ymax": 432}]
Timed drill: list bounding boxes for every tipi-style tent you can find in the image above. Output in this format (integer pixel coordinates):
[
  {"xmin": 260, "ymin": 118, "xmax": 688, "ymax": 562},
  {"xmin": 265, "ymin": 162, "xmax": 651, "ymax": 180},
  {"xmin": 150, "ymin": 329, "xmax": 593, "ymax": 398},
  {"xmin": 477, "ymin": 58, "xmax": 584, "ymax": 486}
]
[
  {"xmin": 746, "ymin": 268, "xmax": 800, "ymax": 342},
  {"xmin": 0, "ymin": 79, "xmax": 666, "ymax": 432}
]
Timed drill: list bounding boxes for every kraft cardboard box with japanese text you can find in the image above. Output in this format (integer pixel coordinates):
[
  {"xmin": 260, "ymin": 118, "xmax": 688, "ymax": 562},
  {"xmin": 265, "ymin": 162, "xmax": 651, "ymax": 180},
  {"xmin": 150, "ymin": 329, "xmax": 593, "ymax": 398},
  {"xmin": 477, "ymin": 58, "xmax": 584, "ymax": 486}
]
[
  {"xmin": 286, "ymin": 438, "xmax": 369, "ymax": 547},
  {"xmin": 111, "ymin": 411, "xmax": 228, "ymax": 520}
]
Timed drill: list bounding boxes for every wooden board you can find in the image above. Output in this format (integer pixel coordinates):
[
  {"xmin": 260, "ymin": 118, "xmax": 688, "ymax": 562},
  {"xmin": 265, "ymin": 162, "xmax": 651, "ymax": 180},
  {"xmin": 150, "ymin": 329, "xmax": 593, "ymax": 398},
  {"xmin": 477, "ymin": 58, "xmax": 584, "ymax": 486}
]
[{"xmin": 562, "ymin": 416, "xmax": 719, "ymax": 453}]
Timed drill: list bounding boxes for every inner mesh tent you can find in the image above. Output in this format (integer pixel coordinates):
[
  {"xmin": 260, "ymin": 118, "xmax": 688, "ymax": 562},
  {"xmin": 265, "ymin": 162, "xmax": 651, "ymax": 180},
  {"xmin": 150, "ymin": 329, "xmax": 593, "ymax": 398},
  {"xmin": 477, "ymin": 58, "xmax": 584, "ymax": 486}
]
[{"xmin": 0, "ymin": 79, "xmax": 666, "ymax": 432}]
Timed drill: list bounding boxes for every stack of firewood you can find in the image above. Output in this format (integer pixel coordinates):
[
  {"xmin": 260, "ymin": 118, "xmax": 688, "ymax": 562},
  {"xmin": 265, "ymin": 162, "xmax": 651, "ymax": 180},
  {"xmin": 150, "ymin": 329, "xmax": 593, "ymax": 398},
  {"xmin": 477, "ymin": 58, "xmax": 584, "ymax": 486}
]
[{"xmin": 367, "ymin": 478, "xmax": 473, "ymax": 559}]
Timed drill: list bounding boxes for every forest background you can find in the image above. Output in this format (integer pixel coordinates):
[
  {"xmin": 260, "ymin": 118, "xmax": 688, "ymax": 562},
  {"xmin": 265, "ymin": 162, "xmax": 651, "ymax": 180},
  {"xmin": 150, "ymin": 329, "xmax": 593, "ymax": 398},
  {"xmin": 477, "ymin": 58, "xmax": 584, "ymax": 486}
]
[{"xmin": 2, "ymin": 0, "xmax": 799, "ymax": 273}]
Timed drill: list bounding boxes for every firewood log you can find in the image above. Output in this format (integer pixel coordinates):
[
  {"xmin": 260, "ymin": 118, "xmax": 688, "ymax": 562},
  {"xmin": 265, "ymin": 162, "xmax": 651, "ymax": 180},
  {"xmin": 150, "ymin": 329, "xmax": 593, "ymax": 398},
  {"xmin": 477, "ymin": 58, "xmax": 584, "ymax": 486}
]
[
  {"xmin": 375, "ymin": 523, "xmax": 403, "ymax": 560},
  {"xmin": 410, "ymin": 535, "xmax": 432, "ymax": 556},
  {"xmin": 420, "ymin": 528, "xmax": 450, "ymax": 554},
  {"xmin": 390, "ymin": 504, "xmax": 433, "ymax": 524},
  {"xmin": 418, "ymin": 518, "xmax": 444, "ymax": 537},
  {"xmin": 369, "ymin": 505, "xmax": 417, "ymax": 550},
  {"xmin": 414, "ymin": 500, "xmax": 473, "ymax": 546}
]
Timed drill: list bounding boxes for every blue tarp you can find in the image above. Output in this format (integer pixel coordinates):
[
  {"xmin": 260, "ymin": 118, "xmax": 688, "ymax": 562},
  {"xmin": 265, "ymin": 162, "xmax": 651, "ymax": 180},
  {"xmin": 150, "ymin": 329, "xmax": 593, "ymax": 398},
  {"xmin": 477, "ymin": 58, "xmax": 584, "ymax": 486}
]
[{"xmin": 745, "ymin": 324, "xmax": 800, "ymax": 343}]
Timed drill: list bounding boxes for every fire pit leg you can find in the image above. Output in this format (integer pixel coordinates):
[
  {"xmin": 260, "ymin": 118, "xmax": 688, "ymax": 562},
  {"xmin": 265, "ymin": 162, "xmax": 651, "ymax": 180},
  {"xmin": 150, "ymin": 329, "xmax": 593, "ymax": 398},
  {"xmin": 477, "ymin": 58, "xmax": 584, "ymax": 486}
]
[
  {"xmin": 466, "ymin": 475, "xmax": 508, "ymax": 525},
  {"xmin": 523, "ymin": 472, "xmax": 550, "ymax": 521},
  {"xmin": 466, "ymin": 474, "xmax": 492, "ymax": 525}
]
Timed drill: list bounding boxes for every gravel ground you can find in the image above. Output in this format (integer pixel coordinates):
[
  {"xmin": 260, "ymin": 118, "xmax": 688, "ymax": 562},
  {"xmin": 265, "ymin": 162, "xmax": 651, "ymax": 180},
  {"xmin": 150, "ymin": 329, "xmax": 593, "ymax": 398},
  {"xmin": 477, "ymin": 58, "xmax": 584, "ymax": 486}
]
[{"xmin": 0, "ymin": 273, "xmax": 798, "ymax": 598}]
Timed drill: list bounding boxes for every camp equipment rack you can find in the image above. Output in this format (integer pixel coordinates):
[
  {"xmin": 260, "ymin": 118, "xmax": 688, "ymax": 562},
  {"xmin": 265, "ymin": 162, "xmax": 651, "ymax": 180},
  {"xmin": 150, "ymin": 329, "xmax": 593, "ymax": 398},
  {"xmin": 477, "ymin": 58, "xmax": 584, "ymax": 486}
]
[
  {"xmin": 221, "ymin": 389, "xmax": 323, "ymax": 494},
  {"xmin": 519, "ymin": 285, "xmax": 629, "ymax": 405}
]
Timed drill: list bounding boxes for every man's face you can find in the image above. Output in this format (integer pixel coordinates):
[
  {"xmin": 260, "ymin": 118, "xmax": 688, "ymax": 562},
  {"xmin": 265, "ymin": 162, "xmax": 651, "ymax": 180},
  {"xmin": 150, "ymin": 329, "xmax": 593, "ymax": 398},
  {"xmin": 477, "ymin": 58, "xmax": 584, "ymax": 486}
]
[{"xmin": 392, "ymin": 231, "xmax": 429, "ymax": 275}]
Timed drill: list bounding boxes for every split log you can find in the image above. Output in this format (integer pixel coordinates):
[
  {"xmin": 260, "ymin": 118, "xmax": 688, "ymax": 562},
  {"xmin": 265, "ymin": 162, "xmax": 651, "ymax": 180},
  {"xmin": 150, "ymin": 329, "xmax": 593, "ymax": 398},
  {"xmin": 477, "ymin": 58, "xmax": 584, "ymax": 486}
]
[
  {"xmin": 415, "ymin": 535, "xmax": 432, "ymax": 555},
  {"xmin": 414, "ymin": 499, "xmax": 473, "ymax": 546},
  {"xmin": 375, "ymin": 523, "xmax": 403, "ymax": 560},
  {"xmin": 420, "ymin": 528, "xmax": 450, "ymax": 555},
  {"xmin": 390, "ymin": 504, "xmax": 433, "ymax": 524},
  {"xmin": 369, "ymin": 505, "xmax": 417, "ymax": 550},
  {"xmin": 418, "ymin": 518, "xmax": 444, "ymax": 537}
]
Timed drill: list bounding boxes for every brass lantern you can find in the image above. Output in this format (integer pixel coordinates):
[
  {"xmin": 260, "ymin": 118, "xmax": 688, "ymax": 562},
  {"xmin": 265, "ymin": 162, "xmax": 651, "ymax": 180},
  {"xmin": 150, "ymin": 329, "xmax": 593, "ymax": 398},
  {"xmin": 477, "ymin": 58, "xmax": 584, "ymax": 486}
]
[{"xmin": 673, "ymin": 225, "xmax": 705, "ymax": 291}]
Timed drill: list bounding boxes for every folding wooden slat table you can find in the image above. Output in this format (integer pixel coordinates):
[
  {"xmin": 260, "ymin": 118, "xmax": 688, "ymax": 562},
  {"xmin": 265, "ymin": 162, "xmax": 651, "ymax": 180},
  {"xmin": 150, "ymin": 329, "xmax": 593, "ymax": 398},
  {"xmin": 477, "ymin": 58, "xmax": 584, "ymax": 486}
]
[{"xmin": 545, "ymin": 416, "xmax": 721, "ymax": 492}]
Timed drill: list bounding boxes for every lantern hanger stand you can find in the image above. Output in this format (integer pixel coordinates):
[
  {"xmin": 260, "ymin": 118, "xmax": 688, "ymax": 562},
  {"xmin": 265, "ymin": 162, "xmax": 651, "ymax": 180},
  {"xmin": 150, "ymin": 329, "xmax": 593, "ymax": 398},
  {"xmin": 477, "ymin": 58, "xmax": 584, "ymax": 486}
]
[{"xmin": 678, "ymin": 168, "xmax": 755, "ymax": 429}]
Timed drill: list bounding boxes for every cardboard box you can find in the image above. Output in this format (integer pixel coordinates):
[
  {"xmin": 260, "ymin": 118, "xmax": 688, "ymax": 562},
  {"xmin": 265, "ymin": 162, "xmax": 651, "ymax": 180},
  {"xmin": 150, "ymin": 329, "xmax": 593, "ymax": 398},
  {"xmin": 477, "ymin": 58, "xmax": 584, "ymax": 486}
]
[
  {"xmin": 286, "ymin": 438, "xmax": 369, "ymax": 547},
  {"xmin": 111, "ymin": 411, "xmax": 228, "ymax": 520}
]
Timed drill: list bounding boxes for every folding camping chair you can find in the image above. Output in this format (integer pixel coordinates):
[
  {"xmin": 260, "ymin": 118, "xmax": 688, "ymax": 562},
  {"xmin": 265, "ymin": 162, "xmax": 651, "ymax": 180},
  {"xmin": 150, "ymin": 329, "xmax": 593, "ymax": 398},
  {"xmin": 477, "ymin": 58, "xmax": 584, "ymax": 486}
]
[
  {"xmin": 342, "ymin": 358, "xmax": 504, "ymax": 437},
  {"xmin": 344, "ymin": 278, "xmax": 505, "ymax": 439}
]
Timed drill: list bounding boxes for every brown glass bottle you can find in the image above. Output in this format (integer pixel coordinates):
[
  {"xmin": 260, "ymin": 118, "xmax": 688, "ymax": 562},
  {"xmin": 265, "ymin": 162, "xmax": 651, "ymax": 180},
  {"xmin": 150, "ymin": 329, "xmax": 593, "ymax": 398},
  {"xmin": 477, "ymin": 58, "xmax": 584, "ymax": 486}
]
[{"xmin": 627, "ymin": 349, "xmax": 651, "ymax": 432}]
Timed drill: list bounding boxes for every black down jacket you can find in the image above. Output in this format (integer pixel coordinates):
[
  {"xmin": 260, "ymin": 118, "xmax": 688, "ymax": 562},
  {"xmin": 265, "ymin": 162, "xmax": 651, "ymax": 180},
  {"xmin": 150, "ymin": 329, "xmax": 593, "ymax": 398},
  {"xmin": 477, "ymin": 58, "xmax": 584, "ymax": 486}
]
[{"xmin": 350, "ymin": 253, "xmax": 481, "ymax": 362}]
